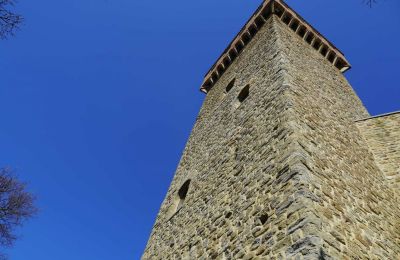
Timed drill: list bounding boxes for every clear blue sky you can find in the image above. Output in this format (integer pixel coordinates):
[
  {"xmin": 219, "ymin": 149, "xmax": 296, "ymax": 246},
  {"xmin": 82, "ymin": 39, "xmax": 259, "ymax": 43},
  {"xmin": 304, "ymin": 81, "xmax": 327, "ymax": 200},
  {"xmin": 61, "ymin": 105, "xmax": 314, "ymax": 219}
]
[{"xmin": 0, "ymin": 0, "xmax": 398, "ymax": 259}]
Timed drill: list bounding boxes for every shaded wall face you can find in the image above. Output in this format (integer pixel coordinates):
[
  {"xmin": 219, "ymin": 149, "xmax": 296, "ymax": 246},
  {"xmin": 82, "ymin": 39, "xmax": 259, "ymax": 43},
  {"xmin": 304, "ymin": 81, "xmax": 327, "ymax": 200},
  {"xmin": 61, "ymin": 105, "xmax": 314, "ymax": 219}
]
[
  {"xmin": 274, "ymin": 16, "xmax": 400, "ymax": 259},
  {"xmin": 356, "ymin": 113, "xmax": 400, "ymax": 189},
  {"xmin": 143, "ymin": 17, "xmax": 320, "ymax": 259}
]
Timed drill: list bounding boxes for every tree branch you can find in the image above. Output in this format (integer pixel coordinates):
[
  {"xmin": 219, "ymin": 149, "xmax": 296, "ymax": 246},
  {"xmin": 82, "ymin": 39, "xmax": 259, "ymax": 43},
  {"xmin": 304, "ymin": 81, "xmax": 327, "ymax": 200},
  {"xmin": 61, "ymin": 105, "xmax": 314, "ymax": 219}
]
[{"xmin": 0, "ymin": 0, "xmax": 22, "ymax": 39}]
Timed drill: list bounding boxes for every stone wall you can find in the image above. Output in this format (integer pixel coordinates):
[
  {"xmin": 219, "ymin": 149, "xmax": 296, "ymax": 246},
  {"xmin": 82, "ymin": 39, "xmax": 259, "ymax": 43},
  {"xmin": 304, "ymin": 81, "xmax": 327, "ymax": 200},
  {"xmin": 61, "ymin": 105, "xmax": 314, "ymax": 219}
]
[
  {"xmin": 143, "ymin": 16, "xmax": 315, "ymax": 259},
  {"xmin": 356, "ymin": 112, "xmax": 400, "ymax": 190},
  {"xmin": 274, "ymin": 15, "xmax": 400, "ymax": 258},
  {"xmin": 142, "ymin": 15, "xmax": 400, "ymax": 259}
]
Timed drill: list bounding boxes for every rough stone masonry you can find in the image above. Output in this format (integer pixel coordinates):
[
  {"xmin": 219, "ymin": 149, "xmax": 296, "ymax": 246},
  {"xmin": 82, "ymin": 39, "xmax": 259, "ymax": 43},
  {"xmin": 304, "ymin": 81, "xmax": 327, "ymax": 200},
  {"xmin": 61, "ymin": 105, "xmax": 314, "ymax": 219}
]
[{"xmin": 142, "ymin": 0, "xmax": 400, "ymax": 259}]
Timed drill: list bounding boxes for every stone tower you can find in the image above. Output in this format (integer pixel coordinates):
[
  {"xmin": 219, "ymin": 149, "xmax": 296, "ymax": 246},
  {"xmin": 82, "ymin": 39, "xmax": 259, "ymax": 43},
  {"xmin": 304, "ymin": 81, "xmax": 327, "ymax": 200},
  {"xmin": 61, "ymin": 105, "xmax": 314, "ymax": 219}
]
[{"xmin": 143, "ymin": 0, "xmax": 400, "ymax": 259}]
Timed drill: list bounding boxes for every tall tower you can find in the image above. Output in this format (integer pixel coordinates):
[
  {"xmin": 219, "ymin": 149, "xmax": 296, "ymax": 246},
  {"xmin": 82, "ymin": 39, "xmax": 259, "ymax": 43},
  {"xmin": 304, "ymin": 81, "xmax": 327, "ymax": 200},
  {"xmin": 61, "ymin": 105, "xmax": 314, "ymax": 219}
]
[{"xmin": 143, "ymin": 1, "xmax": 400, "ymax": 259}]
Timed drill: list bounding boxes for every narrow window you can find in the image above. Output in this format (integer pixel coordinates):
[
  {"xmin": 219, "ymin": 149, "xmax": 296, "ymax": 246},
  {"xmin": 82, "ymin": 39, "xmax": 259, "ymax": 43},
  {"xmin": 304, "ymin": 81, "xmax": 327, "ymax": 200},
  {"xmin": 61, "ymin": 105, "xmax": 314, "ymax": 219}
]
[
  {"xmin": 259, "ymin": 214, "xmax": 268, "ymax": 225},
  {"xmin": 226, "ymin": 78, "xmax": 235, "ymax": 93},
  {"xmin": 177, "ymin": 179, "xmax": 191, "ymax": 209},
  {"xmin": 166, "ymin": 179, "xmax": 192, "ymax": 220},
  {"xmin": 237, "ymin": 85, "xmax": 250, "ymax": 104}
]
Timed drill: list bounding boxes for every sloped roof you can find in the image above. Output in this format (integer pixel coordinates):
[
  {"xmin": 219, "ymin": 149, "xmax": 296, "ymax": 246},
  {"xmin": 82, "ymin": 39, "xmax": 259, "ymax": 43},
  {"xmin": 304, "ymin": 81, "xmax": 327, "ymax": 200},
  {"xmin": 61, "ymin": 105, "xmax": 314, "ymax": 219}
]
[{"xmin": 200, "ymin": 0, "xmax": 351, "ymax": 93}]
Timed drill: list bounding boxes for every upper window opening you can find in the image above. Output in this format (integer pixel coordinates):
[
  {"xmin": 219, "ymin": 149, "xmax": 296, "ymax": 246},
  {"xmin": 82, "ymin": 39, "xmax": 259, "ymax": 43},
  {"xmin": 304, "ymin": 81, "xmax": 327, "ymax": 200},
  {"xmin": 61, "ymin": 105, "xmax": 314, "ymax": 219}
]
[
  {"xmin": 178, "ymin": 180, "xmax": 191, "ymax": 200},
  {"xmin": 238, "ymin": 85, "xmax": 250, "ymax": 104},
  {"xmin": 226, "ymin": 79, "xmax": 236, "ymax": 93},
  {"xmin": 167, "ymin": 179, "xmax": 192, "ymax": 221},
  {"xmin": 259, "ymin": 214, "xmax": 268, "ymax": 225}
]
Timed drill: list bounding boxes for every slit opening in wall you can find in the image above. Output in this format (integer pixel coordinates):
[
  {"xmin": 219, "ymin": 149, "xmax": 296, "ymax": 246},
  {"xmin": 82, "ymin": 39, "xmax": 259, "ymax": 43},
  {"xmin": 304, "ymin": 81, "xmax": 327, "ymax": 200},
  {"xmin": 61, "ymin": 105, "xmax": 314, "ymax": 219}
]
[
  {"xmin": 259, "ymin": 214, "xmax": 269, "ymax": 225},
  {"xmin": 237, "ymin": 85, "xmax": 250, "ymax": 105},
  {"xmin": 167, "ymin": 179, "xmax": 192, "ymax": 221},
  {"xmin": 226, "ymin": 78, "xmax": 236, "ymax": 93},
  {"xmin": 177, "ymin": 179, "xmax": 191, "ymax": 210}
]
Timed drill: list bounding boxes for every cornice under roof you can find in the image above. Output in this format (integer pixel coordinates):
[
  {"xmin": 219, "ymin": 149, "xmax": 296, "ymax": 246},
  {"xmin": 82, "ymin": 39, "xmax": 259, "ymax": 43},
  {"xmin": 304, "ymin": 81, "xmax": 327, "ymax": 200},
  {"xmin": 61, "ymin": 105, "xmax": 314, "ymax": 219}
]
[{"xmin": 200, "ymin": 0, "xmax": 351, "ymax": 94}]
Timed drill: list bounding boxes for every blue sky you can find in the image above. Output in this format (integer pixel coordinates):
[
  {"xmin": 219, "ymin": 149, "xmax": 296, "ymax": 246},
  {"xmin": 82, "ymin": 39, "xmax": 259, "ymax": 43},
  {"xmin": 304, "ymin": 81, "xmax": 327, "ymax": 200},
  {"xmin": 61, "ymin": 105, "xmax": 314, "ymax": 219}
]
[{"xmin": 0, "ymin": 0, "xmax": 398, "ymax": 259}]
